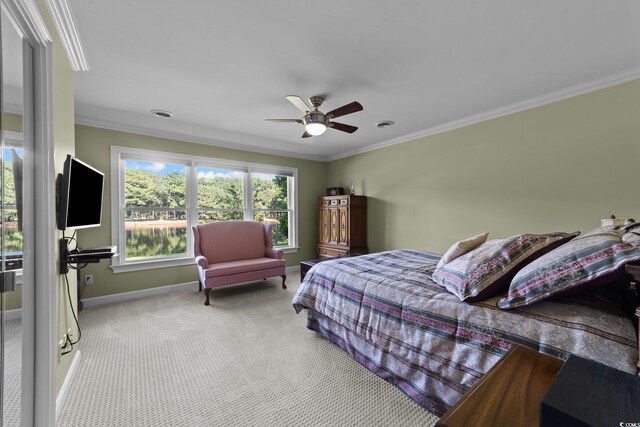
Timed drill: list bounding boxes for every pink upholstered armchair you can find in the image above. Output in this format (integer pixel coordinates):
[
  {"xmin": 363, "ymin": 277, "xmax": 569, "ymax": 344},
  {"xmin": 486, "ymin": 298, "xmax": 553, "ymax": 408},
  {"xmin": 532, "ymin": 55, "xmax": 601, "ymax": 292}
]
[{"xmin": 192, "ymin": 220, "xmax": 287, "ymax": 305}]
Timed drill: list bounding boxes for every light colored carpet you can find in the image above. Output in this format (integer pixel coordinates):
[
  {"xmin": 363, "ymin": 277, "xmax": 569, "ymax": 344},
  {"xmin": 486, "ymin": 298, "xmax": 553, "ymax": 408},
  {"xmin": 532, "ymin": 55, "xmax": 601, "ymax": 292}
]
[
  {"xmin": 57, "ymin": 276, "xmax": 439, "ymax": 427},
  {"xmin": 3, "ymin": 318, "xmax": 21, "ymax": 427}
]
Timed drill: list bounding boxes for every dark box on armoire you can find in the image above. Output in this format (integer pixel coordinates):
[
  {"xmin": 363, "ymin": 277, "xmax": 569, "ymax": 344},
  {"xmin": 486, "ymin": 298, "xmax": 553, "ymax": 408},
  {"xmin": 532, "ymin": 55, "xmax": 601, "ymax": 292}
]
[
  {"xmin": 540, "ymin": 355, "xmax": 640, "ymax": 427},
  {"xmin": 325, "ymin": 187, "xmax": 344, "ymax": 196}
]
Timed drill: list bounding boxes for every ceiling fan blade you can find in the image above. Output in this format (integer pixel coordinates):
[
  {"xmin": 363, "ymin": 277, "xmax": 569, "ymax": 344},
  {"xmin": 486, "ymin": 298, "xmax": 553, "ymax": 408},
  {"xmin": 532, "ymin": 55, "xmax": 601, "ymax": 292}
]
[
  {"xmin": 286, "ymin": 95, "xmax": 311, "ymax": 114},
  {"xmin": 265, "ymin": 118, "xmax": 303, "ymax": 123},
  {"xmin": 326, "ymin": 101, "xmax": 363, "ymax": 119},
  {"xmin": 302, "ymin": 131, "xmax": 312, "ymax": 138},
  {"xmin": 330, "ymin": 122, "xmax": 358, "ymax": 134}
]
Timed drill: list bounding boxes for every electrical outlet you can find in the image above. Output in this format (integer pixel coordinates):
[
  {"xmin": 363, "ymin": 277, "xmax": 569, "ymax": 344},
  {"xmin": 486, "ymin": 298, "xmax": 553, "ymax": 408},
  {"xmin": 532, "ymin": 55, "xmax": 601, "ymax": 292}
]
[{"xmin": 84, "ymin": 274, "xmax": 93, "ymax": 285}]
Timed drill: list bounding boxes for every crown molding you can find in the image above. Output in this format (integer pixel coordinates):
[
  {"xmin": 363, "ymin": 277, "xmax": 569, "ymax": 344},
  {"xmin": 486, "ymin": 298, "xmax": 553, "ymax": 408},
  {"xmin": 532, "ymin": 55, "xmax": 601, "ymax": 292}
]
[
  {"xmin": 1, "ymin": 0, "xmax": 52, "ymax": 44},
  {"xmin": 327, "ymin": 67, "xmax": 640, "ymax": 162},
  {"xmin": 75, "ymin": 67, "xmax": 640, "ymax": 165},
  {"xmin": 44, "ymin": 0, "xmax": 88, "ymax": 71},
  {"xmin": 74, "ymin": 115, "xmax": 327, "ymax": 162}
]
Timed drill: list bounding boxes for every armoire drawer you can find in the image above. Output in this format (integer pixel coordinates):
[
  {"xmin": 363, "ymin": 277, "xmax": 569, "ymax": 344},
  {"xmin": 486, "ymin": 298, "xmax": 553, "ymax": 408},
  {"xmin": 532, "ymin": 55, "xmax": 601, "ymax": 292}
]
[{"xmin": 317, "ymin": 246, "xmax": 349, "ymax": 258}]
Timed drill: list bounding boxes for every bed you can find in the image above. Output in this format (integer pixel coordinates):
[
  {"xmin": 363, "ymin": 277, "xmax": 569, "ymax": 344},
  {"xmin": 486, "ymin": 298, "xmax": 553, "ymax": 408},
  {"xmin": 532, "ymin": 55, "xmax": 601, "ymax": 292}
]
[{"xmin": 292, "ymin": 247, "xmax": 639, "ymax": 416}]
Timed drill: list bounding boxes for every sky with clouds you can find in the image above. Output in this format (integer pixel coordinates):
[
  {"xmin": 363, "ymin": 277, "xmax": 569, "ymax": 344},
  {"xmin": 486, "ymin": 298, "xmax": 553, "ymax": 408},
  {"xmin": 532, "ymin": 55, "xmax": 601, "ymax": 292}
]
[
  {"xmin": 3, "ymin": 147, "xmax": 24, "ymax": 160},
  {"xmin": 125, "ymin": 161, "xmax": 278, "ymax": 181}
]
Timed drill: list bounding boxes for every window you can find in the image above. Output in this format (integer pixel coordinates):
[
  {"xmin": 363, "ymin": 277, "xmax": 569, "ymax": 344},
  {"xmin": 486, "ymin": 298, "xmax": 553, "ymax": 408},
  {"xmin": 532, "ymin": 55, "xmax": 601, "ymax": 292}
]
[
  {"xmin": 2, "ymin": 142, "xmax": 24, "ymax": 271},
  {"xmin": 111, "ymin": 147, "xmax": 297, "ymax": 272},
  {"xmin": 123, "ymin": 160, "xmax": 188, "ymax": 260}
]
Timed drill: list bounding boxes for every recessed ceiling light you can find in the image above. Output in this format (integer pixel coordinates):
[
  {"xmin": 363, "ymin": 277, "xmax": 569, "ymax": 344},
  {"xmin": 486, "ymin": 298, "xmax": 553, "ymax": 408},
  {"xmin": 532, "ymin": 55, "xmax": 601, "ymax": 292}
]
[
  {"xmin": 376, "ymin": 120, "xmax": 394, "ymax": 128},
  {"xmin": 151, "ymin": 109, "xmax": 174, "ymax": 119}
]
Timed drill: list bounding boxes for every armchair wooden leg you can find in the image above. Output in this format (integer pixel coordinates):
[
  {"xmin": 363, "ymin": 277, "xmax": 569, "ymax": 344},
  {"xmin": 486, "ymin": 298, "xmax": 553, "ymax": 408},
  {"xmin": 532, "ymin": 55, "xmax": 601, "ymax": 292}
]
[
  {"xmin": 281, "ymin": 275, "xmax": 287, "ymax": 289},
  {"xmin": 198, "ymin": 280, "xmax": 202, "ymax": 292},
  {"xmin": 204, "ymin": 288, "xmax": 211, "ymax": 306}
]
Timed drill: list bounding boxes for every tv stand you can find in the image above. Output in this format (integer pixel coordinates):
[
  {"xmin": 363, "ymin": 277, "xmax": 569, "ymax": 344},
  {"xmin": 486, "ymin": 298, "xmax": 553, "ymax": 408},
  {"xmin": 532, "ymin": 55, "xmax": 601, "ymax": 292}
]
[
  {"xmin": 60, "ymin": 238, "xmax": 118, "ymax": 312},
  {"xmin": 59, "ymin": 239, "xmax": 117, "ymax": 274}
]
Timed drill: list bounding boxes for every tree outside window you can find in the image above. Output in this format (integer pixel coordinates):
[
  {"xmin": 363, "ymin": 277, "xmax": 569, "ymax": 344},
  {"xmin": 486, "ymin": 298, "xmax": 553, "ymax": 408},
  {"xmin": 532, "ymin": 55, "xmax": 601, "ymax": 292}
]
[
  {"xmin": 197, "ymin": 167, "xmax": 244, "ymax": 222},
  {"xmin": 116, "ymin": 152, "xmax": 296, "ymax": 265},
  {"xmin": 252, "ymin": 173, "xmax": 290, "ymax": 246}
]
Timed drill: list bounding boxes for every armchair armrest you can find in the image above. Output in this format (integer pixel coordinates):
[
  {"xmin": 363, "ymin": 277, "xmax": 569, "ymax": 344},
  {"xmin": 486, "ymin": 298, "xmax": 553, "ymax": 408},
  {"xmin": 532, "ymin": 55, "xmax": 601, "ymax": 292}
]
[
  {"xmin": 195, "ymin": 255, "xmax": 209, "ymax": 269},
  {"xmin": 266, "ymin": 248, "xmax": 284, "ymax": 259}
]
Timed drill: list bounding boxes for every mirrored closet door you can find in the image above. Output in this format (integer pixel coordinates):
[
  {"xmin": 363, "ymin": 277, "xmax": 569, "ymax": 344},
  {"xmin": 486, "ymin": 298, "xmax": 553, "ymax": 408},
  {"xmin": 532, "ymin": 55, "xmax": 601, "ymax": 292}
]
[{"xmin": 1, "ymin": 5, "xmax": 32, "ymax": 425}]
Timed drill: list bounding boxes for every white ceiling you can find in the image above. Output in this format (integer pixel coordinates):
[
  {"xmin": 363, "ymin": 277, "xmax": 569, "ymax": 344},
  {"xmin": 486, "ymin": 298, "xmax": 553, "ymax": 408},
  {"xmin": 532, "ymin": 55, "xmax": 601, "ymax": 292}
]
[{"xmin": 68, "ymin": 0, "xmax": 640, "ymax": 161}]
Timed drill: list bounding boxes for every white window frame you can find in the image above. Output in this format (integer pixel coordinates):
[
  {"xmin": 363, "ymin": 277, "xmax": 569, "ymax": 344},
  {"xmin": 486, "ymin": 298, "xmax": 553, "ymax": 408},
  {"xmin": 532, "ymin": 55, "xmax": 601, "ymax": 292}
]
[{"xmin": 110, "ymin": 146, "xmax": 298, "ymax": 273}]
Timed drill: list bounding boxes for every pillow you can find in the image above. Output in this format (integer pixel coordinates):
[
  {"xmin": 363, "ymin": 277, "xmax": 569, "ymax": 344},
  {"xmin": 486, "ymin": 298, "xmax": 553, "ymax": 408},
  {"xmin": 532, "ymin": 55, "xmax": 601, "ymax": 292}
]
[
  {"xmin": 436, "ymin": 232, "xmax": 489, "ymax": 268},
  {"xmin": 623, "ymin": 231, "xmax": 640, "ymax": 245},
  {"xmin": 498, "ymin": 229, "xmax": 640, "ymax": 309},
  {"xmin": 432, "ymin": 232, "xmax": 578, "ymax": 302},
  {"xmin": 580, "ymin": 221, "xmax": 639, "ymax": 239}
]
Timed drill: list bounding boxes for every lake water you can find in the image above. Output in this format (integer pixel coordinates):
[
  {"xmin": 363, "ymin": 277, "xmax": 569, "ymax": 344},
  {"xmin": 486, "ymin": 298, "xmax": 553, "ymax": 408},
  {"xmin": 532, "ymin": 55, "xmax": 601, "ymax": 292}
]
[
  {"xmin": 126, "ymin": 225, "xmax": 188, "ymax": 259},
  {"xmin": 124, "ymin": 222, "xmax": 288, "ymax": 260}
]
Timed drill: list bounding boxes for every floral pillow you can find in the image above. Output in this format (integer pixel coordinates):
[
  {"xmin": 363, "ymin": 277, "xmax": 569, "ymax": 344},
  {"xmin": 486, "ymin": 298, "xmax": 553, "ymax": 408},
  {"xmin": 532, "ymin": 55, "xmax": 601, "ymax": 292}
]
[
  {"xmin": 498, "ymin": 228, "xmax": 640, "ymax": 309},
  {"xmin": 432, "ymin": 232, "xmax": 578, "ymax": 302}
]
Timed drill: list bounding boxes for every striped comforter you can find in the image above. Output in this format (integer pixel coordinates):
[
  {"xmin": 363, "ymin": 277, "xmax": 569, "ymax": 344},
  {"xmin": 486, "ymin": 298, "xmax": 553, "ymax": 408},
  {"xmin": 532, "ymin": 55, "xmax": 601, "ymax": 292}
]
[{"xmin": 292, "ymin": 250, "xmax": 638, "ymax": 416}]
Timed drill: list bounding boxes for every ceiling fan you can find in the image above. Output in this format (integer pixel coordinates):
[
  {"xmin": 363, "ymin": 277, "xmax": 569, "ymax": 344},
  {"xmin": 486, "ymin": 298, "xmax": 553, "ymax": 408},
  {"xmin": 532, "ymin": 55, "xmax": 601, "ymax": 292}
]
[{"xmin": 266, "ymin": 95, "xmax": 363, "ymax": 138}]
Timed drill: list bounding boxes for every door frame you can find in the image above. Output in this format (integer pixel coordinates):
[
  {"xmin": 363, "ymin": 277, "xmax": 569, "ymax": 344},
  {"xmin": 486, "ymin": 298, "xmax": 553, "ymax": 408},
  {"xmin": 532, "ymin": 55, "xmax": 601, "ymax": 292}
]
[{"xmin": 1, "ymin": 0, "xmax": 55, "ymax": 426}]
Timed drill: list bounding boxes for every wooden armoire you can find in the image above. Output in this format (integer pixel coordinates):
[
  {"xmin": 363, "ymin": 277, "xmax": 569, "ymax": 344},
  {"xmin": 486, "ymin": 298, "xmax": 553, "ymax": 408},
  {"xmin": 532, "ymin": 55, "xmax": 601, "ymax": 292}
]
[{"xmin": 317, "ymin": 195, "xmax": 367, "ymax": 258}]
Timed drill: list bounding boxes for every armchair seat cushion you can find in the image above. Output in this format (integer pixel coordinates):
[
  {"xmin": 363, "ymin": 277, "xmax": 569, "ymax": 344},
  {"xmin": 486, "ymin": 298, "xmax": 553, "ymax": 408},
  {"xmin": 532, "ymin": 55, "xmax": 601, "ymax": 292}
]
[{"xmin": 204, "ymin": 257, "xmax": 286, "ymax": 278}]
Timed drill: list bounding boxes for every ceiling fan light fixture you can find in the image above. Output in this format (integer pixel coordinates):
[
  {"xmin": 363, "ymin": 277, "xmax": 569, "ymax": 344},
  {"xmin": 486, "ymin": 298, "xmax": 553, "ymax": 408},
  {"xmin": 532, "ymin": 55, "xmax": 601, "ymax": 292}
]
[
  {"xmin": 305, "ymin": 122, "xmax": 327, "ymax": 136},
  {"xmin": 266, "ymin": 95, "xmax": 363, "ymax": 138},
  {"xmin": 303, "ymin": 112, "xmax": 328, "ymax": 136}
]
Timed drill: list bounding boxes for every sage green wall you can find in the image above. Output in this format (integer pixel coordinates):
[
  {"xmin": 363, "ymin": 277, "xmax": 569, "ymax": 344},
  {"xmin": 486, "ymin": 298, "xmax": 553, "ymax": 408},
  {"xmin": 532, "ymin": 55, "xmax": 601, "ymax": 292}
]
[
  {"xmin": 74, "ymin": 80, "xmax": 640, "ymax": 298},
  {"xmin": 1, "ymin": 112, "xmax": 23, "ymax": 131},
  {"xmin": 328, "ymin": 80, "xmax": 640, "ymax": 253},
  {"xmin": 74, "ymin": 125, "xmax": 327, "ymax": 298},
  {"xmin": 34, "ymin": 0, "xmax": 79, "ymax": 400}
]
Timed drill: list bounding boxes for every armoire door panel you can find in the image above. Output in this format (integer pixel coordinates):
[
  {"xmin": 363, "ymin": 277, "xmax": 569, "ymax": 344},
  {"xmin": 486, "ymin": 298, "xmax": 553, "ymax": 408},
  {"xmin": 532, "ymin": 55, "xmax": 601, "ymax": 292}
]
[
  {"xmin": 319, "ymin": 207, "xmax": 330, "ymax": 244},
  {"xmin": 329, "ymin": 208, "xmax": 338, "ymax": 243},
  {"xmin": 338, "ymin": 207, "xmax": 348, "ymax": 246}
]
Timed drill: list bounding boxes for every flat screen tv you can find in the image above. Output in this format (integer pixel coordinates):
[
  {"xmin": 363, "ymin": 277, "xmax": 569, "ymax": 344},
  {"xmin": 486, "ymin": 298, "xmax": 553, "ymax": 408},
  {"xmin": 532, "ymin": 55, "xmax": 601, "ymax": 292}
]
[{"xmin": 57, "ymin": 155, "xmax": 105, "ymax": 230}]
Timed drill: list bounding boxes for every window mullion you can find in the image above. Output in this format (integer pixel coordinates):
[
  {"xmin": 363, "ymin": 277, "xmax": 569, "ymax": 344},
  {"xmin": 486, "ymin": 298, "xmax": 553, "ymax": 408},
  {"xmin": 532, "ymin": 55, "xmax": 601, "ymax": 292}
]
[
  {"xmin": 288, "ymin": 176, "xmax": 295, "ymax": 249},
  {"xmin": 118, "ymin": 154, "xmax": 126, "ymax": 264},
  {"xmin": 186, "ymin": 160, "xmax": 197, "ymax": 256},
  {"xmin": 245, "ymin": 169, "xmax": 253, "ymax": 221}
]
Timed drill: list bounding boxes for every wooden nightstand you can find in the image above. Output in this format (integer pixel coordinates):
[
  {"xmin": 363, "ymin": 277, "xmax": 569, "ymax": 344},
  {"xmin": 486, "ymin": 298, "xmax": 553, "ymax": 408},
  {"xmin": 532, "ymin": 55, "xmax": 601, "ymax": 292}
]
[
  {"xmin": 626, "ymin": 263, "xmax": 640, "ymax": 279},
  {"xmin": 637, "ymin": 307, "xmax": 640, "ymax": 374},
  {"xmin": 625, "ymin": 263, "xmax": 640, "ymax": 374},
  {"xmin": 540, "ymin": 354, "xmax": 640, "ymax": 425},
  {"xmin": 300, "ymin": 257, "xmax": 338, "ymax": 282},
  {"xmin": 436, "ymin": 346, "xmax": 563, "ymax": 427},
  {"xmin": 300, "ymin": 255, "xmax": 361, "ymax": 282}
]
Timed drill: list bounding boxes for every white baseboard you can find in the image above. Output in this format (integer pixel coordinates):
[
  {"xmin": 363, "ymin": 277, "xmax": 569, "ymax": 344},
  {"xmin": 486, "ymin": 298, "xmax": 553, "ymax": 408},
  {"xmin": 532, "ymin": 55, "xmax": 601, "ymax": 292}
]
[
  {"xmin": 56, "ymin": 349, "xmax": 81, "ymax": 422},
  {"xmin": 4, "ymin": 308, "xmax": 22, "ymax": 321},
  {"xmin": 82, "ymin": 281, "xmax": 197, "ymax": 308},
  {"xmin": 82, "ymin": 266, "xmax": 299, "ymax": 308}
]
